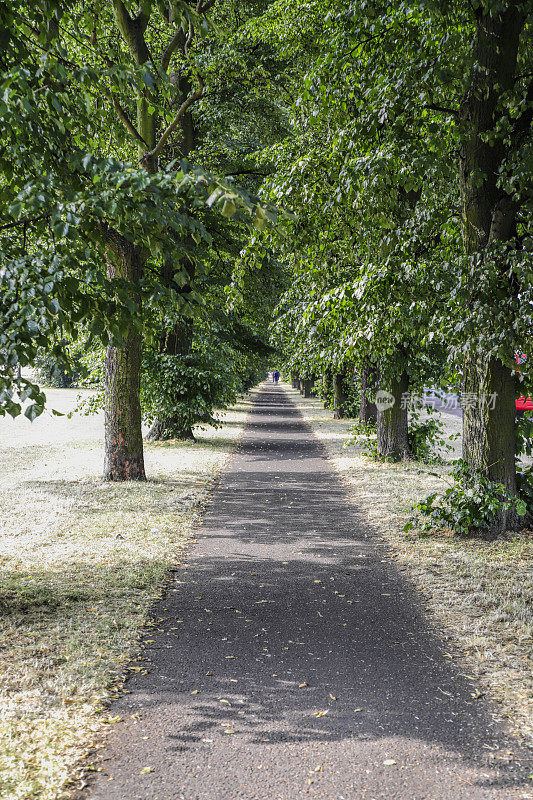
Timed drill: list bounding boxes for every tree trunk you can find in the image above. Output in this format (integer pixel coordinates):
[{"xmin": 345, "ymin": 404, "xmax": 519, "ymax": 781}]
[
  {"xmin": 333, "ymin": 372, "xmax": 346, "ymax": 419},
  {"xmin": 147, "ymin": 416, "xmax": 194, "ymax": 441},
  {"xmin": 302, "ymin": 378, "xmax": 313, "ymax": 398},
  {"xmin": 459, "ymin": 6, "xmax": 525, "ymax": 534},
  {"xmin": 359, "ymin": 363, "xmax": 377, "ymax": 425},
  {"xmin": 103, "ymin": 236, "xmax": 146, "ymax": 481},
  {"xmin": 291, "ymin": 372, "xmax": 299, "ymax": 389},
  {"xmin": 462, "ymin": 353, "xmax": 518, "ymax": 532},
  {"xmin": 113, "ymin": 5, "xmax": 198, "ymax": 446},
  {"xmin": 322, "ymin": 368, "xmax": 332, "ymax": 408},
  {"xmin": 377, "ymin": 371, "xmax": 409, "ymax": 460}
]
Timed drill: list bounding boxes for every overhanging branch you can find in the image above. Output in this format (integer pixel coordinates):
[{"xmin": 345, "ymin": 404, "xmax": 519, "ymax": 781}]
[
  {"xmin": 141, "ymin": 75, "xmax": 204, "ymax": 165},
  {"xmin": 0, "ymin": 213, "xmax": 50, "ymax": 232},
  {"xmin": 112, "ymin": 96, "xmax": 149, "ymax": 146}
]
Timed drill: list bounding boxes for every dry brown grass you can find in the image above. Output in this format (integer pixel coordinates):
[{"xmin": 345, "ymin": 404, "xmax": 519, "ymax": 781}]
[
  {"xmin": 289, "ymin": 386, "xmax": 533, "ymax": 749},
  {"xmin": 0, "ymin": 390, "xmax": 251, "ymax": 800}
]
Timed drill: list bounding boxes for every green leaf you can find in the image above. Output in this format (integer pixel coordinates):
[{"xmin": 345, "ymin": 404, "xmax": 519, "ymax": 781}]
[{"xmin": 24, "ymin": 403, "xmax": 43, "ymax": 421}]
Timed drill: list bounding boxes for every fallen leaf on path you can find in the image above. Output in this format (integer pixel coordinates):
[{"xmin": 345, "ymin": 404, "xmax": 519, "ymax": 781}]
[
  {"xmin": 383, "ymin": 759, "xmax": 397, "ymax": 765},
  {"xmin": 139, "ymin": 767, "xmax": 153, "ymax": 774},
  {"xmin": 313, "ymin": 710, "xmax": 328, "ymax": 717},
  {"xmin": 329, "ymin": 693, "xmax": 336, "ymax": 700}
]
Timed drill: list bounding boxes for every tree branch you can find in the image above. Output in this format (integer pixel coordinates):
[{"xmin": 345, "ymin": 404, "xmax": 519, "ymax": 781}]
[
  {"xmin": 424, "ymin": 103, "xmax": 459, "ymax": 118},
  {"xmin": 112, "ymin": 0, "xmax": 134, "ymax": 40},
  {"xmin": 161, "ymin": 27, "xmax": 186, "ymax": 72},
  {"xmin": 226, "ymin": 169, "xmax": 272, "ymax": 177},
  {"xmin": 111, "ymin": 0, "xmax": 152, "ymax": 63},
  {"xmin": 141, "ymin": 76, "xmax": 204, "ymax": 165},
  {"xmin": 135, "ymin": 1, "xmax": 152, "ymax": 32},
  {"xmin": 112, "ymin": 96, "xmax": 149, "ymax": 146},
  {"xmin": 0, "ymin": 213, "xmax": 50, "ymax": 232}
]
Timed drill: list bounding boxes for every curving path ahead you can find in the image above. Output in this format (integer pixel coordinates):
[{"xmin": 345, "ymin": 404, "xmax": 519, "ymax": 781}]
[{"xmin": 85, "ymin": 385, "xmax": 530, "ymax": 800}]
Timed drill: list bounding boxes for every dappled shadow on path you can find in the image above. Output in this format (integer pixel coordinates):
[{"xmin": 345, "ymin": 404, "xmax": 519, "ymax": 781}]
[{"xmin": 85, "ymin": 386, "xmax": 531, "ymax": 800}]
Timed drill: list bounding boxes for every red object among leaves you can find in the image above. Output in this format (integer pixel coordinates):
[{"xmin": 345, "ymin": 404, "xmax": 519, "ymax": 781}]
[
  {"xmin": 515, "ymin": 353, "xmax": 532, "ymax": 411},
  {"xmin": 516, "ymin": 395, "xmax": 533, "ymax": 411}
]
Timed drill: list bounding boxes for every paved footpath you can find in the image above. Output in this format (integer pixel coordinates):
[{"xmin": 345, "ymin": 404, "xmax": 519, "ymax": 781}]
[{"xmin": 86, "ymin": 385, "xmax": 530, "ymax": 800}]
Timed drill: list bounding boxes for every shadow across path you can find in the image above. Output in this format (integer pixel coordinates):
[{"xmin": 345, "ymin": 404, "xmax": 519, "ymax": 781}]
[{"xmin": 85, "ymin": 385, "xmax": 531, "ymax": 800}]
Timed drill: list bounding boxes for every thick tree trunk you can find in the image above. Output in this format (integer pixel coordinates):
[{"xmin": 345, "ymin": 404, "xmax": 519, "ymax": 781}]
[
  {"xmin": 333, "ymin": 372, "xmax": 346, "ymax": 419},
  {"xmin": 377, "ymin": 371, "xmax": 409, "ymax": 460},
  {"xmin": 291, "ymin": 372, "xmax": 299, "ymax": 389},
  {"xmin": 112, "ymin": 7, "xmax": 201, "ymax": 446},
  {"xmin": 459, "ymin": 7, "xmax": 525, "ymax": 534},
  {"xmin": 302, "ymin": 378, "xmax": 313, "ymax": 398},
  {"xmin": 103, "ymin": 237, "xmax": 146, "ymax": 481},
  {"xmin": 147, "ymin": 416, "xmax": 194, "ymax": 441},
  {"xmin": 322, "ymin": 369, "xmax": 332, "ymax": 408},
  {"xmin": 462, "ymin": 353, "xmax": 518, "ymax": 532},
  {"xmin": 359, "ymin": 363, "xmax": 377, "ymax": 425}
]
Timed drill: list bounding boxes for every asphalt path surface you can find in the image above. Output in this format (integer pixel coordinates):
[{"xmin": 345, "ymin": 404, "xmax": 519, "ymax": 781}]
[
  {"xmin": 85, "ymin": 385, "xmax": 530, "ymax": 800},
  {"xmin": 424, "ymin": 391, "xmax": 463, "ymax": 419}
]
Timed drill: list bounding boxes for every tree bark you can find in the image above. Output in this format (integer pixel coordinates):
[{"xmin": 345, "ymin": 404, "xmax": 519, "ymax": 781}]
[
  {"xmin": 459, "ymin": 5, "xmax": 526, "ymax": 533},
  {"xmin": 302, "ymin": 378, "xmax": 313, "ymax": 398},
  {"xmin": 103, "ymin": 234, "xmax": 146, "ymax": 481},
  {"xmin": 104, "ymin": 5, "xmax": 205, "ymax": 468},
  {"xmin": 333, "ymin": 372, "xmax": 346, "ymax": 419},
  {"xmin": 291, "ymin": 372, "xmax": 299, "ymax": 389},
  {"xmin": 322, "ymin": 368, "xmax": 332, "ymax": 408},
  {"xmin": 377, "ymin": 371, "xmax": 409, "ymax": 460},
  {"xmin": 359, "ymin": 363, "xmax": 377, "ymax": 425},
  {"xmin": 462, "ymin": 353, "xmax": 518, "ymax": 532}
]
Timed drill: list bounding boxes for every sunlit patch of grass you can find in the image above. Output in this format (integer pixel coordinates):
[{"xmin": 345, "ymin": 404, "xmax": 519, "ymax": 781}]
[
  {"xmin": 0, "ymin": 394, "xmax": 252, "ymax": 800},
  {"xmin": 291, "ymin": 386, "xmax": 532, "ymax": 747}
]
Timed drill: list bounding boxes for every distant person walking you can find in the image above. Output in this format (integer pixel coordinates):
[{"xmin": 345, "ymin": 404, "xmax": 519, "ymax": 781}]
[{"xmin": 273, "ymin": 370, "xmax": 280, "ymax": 384}]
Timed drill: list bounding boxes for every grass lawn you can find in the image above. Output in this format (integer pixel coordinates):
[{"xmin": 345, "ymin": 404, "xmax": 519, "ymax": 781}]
[
  {"xmin": 0, "ymin": 389, "xmax": 251, "ymax": 800},
  {"xmin": 290, "ymin": 385, "xmax": 532, "ymax": 749}
]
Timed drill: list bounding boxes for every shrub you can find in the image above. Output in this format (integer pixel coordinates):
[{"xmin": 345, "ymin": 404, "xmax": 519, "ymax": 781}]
[
  {"xmin": 405, "ymin": 460, "xmax": 527, "ymax": 537},
  {"xmin": 408, "ymin": 409, "xmax": 456, "ymax": 464},
  {"xmin": 33, "ymin": 350, "xmax": 79, "ymax": 388},
  {"xmin": 142, "ymin": 350, "xmax": 241, "ymax": 435}
]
